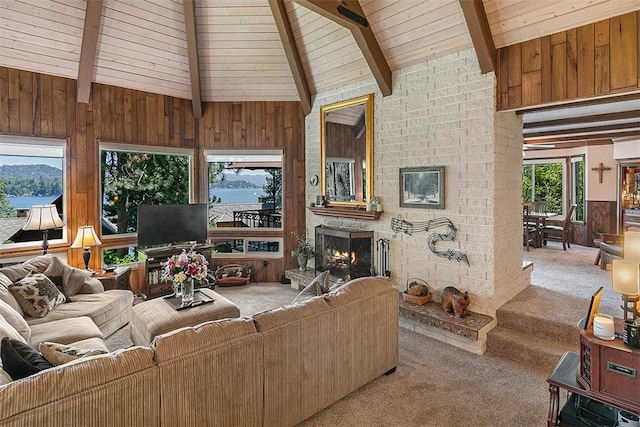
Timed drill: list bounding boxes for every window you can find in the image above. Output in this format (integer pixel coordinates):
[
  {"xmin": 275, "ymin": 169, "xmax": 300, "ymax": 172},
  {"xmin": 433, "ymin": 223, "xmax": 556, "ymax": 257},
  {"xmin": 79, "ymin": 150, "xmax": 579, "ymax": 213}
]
[
  {"xmin": 210, "ymin": 237, "xmax": 282, "ymax": 257},
  {"xmin": 0, "ymin": 136, "xmax": 66, "ymax": 248},
  {"xmin": 571, "ymin": 157, "xmax": 585, "ymax": 222},
  {"xmin": 523, "ymin": 155, "xmax": 585, "ymax": 222},
  {"xmin": 100, "ymin": 144, "xmax": 192, "ymax": 237},
  {"xmin": 206, "ymin": 150, "xmax": 283, "ymax": 229}
]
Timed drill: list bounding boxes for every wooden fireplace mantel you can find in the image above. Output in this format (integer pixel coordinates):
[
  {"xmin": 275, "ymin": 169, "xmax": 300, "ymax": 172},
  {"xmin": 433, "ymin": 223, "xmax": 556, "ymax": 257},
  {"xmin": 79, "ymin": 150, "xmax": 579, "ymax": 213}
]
[{"xmin": 308, "ymin": 206, "xmax": 382, "ymax": 221}]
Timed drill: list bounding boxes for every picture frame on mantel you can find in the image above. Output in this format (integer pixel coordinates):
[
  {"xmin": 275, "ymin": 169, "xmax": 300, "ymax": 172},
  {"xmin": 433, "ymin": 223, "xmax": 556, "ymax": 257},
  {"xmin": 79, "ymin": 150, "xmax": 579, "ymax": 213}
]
[{"xmin": 399, "ymin": 166, "xmax": 445, "ymax": 209}]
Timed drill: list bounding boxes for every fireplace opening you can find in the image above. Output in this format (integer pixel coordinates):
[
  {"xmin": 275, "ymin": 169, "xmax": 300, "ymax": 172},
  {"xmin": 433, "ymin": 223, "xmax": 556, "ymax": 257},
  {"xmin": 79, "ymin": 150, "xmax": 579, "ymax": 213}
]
[{"xmin": 315, "ymin": 225, "xmax": 373, "ymax": 278}]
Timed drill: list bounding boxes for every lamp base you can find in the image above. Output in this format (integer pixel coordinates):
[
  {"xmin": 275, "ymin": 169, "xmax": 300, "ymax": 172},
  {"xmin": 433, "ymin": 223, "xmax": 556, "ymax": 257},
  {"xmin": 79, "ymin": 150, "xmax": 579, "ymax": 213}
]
[
  {"xmin": 621, "ymin": 294, "xmax": 639, "ymax": 322},
  {"xmin": 82, "ymin": 247, "xmax": 92, "ymax": 271}
]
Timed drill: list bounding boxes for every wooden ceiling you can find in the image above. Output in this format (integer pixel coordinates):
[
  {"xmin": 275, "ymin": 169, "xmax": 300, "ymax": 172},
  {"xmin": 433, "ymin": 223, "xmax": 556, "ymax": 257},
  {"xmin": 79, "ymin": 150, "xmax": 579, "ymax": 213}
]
[{"xmin": 2, "ymin": 0, "xmax": 637, "ymax": 111}]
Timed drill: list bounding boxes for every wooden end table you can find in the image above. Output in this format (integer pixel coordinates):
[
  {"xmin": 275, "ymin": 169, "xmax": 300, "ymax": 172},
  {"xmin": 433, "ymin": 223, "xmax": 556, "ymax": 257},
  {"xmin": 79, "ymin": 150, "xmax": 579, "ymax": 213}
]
[{"xmin": 93, "ymin": 266, "xmax": 132, "ymax": 291}]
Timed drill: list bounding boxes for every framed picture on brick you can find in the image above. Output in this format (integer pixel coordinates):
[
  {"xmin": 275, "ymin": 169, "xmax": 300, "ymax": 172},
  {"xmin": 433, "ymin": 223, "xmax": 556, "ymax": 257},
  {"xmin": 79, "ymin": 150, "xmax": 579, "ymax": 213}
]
[{"xmin": 399, "ymin": 166, "xmax": 445, "ymax": 209}]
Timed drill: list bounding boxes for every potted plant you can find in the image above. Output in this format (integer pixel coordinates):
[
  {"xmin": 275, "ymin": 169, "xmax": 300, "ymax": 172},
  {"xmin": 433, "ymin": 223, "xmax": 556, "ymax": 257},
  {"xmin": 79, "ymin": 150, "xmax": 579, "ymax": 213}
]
[{"xmin": 291, "ymin": 233, "xmax": 315, "ymax": 271}]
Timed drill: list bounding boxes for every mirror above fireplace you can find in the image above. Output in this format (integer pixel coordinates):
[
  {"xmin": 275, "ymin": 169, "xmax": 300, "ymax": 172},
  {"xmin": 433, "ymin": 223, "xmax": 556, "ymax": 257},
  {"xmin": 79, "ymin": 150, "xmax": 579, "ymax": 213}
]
[{"xmin": 320, "ymin": 94, "xmax": 374, "ymax": 207}]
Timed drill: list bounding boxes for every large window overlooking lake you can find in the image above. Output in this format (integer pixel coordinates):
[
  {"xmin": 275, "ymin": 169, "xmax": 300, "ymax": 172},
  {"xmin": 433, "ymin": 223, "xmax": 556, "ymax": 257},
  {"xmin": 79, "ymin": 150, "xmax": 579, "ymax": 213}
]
[
  {"xmin": 100, "ymin": 145, "xmax": 192, "ymax": 236},
  {"xmin": 206, "ymin": 150, "xmax": 283, "ymax": 230},
  {"xmin": 0, "ymin": 136, "xmax": 65, "ymax": 247}
]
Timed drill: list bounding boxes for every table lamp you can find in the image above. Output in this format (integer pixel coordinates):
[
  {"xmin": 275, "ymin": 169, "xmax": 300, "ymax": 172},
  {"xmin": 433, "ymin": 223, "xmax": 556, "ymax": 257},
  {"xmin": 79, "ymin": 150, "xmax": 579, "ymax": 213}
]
[
  {"xmin": 624, "ymin": 231, "xmax": 640, "ymax": 263},
  {"xmin": 612, "ymin": 259, "xmax": 640, "ymax": 322},
  {"xmin": 71, "ymin": 226, "xmax": 102, "ymax": 271},
  {"xmin": 22, "ymin": 204, "xmax": 64, "ymax": 254}
]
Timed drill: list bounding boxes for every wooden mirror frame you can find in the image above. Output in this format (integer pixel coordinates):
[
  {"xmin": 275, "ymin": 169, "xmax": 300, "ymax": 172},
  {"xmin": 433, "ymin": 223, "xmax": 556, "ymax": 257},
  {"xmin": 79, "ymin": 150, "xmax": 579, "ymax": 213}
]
[{"xmin": 320, "ymin": 94, "xmax": 374, "ymax": 207}]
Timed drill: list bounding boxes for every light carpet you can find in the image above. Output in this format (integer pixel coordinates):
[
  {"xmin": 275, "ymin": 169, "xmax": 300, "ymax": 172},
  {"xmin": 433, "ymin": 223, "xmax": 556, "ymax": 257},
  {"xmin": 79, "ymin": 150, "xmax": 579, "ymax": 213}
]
[{"xmin": 105, "ymin": 246, "xmax": 609, "ymax": 425}]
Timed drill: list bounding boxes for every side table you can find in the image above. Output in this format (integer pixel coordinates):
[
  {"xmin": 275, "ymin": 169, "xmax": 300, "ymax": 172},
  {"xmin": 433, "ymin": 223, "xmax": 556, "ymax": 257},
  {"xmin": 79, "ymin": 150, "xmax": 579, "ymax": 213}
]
[
  {"xmin": 547, "ymin": 351, "xmax": 640, "ymax": 426},
  {"xmin": 93, "ymin": 266, "xmax": 132, "ymax": 291}
]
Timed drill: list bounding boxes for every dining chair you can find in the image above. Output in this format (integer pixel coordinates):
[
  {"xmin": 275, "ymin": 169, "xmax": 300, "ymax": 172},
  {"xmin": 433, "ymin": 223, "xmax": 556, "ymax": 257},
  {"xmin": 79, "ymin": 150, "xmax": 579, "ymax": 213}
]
[
  {"xmin": 523, "ymin": 205, "xmax": 537, "ymax": 251},
  {"xmin": 541, "ymin": 204, "xmax": 577, "ymax": 250}
]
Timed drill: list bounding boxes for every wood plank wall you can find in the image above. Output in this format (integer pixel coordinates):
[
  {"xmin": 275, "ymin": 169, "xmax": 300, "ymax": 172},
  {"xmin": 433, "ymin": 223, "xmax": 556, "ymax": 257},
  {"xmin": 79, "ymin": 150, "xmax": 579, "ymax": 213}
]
[
  {"xmin": 0, "ymin": 66, "xmax": 306, "ymax": 288},
  {"xmin": 496, "ymin": 11, "xmax": 639, "ymax": 110}
]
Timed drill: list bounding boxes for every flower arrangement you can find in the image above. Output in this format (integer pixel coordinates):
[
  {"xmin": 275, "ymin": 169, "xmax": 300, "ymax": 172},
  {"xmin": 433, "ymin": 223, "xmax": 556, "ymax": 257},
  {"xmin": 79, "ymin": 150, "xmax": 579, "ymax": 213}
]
[
  {"xmin": 161, "ymin": 249, "xmax": 209, "ymax": 286},
  {"xmin": 291, "ymin": 233, "xmax": 315, "ymax": 258}
]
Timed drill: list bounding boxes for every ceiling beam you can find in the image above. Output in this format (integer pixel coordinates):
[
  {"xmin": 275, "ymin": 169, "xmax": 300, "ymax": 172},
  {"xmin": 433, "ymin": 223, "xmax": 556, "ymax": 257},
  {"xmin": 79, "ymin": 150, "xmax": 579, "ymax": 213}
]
[
  {"xmin": 524, "ymin": 122, "xmax": 639, "ymax": 138},
  {"xmin": 77, "ymin": 0, "xmax": 103, "ymax": 103},
  {"xmin": 458, "ymin": 0, "xmax": 495, "ymax": 74},
  {"xmin": 516, "ymin": 92, "xmax": 640, "ymax": 115},
  {"xmin": 183, "ymin": 0, "xmax": 203, "ymax": 119},
  {"xmin": 295, "ymin": 0, "xmax": 392, "ymax": 96},
  {"xmin": 524, "ymin": 130, "xmax": 640, "ymax": 144},
  {"xmin": 268, "ymin": 0, "xmax": 312, "ymax": 116},
  {"xmin": 524, "ymin": 110, "xmax": 640, "ymax": 129}
]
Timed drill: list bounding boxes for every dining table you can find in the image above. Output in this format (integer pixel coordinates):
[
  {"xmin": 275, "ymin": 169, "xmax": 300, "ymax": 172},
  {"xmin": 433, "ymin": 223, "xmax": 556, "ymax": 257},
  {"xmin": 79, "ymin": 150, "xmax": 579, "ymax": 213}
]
[{"xmin": 525, "ymin": 211, "xmax": 560, "ymax": 247}]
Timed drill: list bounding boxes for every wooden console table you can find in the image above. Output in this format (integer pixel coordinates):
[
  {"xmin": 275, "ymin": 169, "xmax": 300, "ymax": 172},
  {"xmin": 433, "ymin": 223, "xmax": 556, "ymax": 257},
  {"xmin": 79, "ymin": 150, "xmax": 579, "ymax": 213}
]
[{"xmin": 547, "ymin": 351, "xmax": 640, "ymax": 426}]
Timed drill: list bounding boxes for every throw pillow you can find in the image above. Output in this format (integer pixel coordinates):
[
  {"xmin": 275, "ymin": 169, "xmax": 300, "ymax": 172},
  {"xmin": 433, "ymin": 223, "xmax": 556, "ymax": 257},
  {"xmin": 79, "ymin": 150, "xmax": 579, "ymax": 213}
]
[
  {"xmin": 43, "ymin": 256, "xmax": 91, "ymax": 297},
  {"xmin": 0, "ymin": 337, "xmax": 53, "ymax": 380},
  {"xmin": 312, "ymin": 270, "xmax": 330, "ymax": 295},
  {"xmin": 9, "ymin": 273, "xmax": 66, "ymax": 318},
  {"xmin": 0, "ymin": 299, "xmax": 31, "ymax": 342},
  {"xmin": 330, "ymin": 274, "xmax": 351, "ymax": 292},
  {"xmin": 39, "ymin": 342, "xmax": 108, "ymax": 366},
  {"xmin": 292, "ymin": 271, "xmax": 330, "ymax": 304}
]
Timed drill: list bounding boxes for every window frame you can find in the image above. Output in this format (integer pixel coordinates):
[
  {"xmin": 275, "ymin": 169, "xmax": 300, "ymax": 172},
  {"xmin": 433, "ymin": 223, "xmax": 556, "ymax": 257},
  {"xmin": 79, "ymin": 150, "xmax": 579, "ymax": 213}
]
[
  {"xmin": 99, "ymin": 142, "xmax": 195, "ymax": 243},
  {"xmin": 523, "ymin": 155, "xmax": 585, "ymax": 223},
  {"xmin": 205, "ymin": 149, "xmax": 284, "ymax": 233},
  {"xmin": 0, "ymin": 135, "xmax": 68, "ymax": 251}
]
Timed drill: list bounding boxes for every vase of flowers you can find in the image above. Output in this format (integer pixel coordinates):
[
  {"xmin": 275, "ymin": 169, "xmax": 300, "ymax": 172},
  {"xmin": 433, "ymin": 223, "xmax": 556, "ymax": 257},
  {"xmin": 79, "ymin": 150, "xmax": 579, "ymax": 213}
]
[
  {"xmin": 291, "ymin": 233, "xmax": 315, "ymax": 271},
  {"xmin": 162, "ymin": 249, "xmax": 209, "ymax": 305}
]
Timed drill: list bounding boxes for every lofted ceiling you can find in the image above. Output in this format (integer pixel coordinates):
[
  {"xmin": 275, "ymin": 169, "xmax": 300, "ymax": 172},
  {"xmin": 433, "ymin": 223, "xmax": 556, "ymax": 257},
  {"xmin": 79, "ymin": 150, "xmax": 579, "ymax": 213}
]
[{"xmin": 0, "ymin": 0, "xmax": 638, "ymax": 146}]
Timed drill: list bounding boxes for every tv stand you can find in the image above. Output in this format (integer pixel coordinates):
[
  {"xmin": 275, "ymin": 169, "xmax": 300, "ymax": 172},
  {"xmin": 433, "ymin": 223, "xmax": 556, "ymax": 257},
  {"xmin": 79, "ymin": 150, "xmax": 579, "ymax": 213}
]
[{"xmin": 141, "ymin": 243, "xmax": 215, "ymax": 299}]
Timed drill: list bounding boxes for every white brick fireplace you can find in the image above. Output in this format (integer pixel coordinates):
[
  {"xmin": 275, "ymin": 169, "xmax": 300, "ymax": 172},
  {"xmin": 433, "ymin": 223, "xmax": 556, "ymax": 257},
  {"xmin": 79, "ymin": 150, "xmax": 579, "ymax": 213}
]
[{"xmin": 305, "ymin": 49, "xmax": 529, "ymax": 353}]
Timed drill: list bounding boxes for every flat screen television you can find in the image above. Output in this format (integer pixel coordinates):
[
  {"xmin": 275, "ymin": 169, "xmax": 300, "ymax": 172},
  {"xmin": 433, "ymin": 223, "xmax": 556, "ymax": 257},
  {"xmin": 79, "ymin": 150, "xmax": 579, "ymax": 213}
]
[{"xmin": 137, "ymin": 203, "xmax": 208, "ymax": 248}]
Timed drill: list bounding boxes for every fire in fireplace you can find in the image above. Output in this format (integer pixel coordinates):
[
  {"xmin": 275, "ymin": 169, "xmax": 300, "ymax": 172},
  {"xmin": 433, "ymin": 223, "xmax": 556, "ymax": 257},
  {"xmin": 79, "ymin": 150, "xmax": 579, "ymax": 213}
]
[{"xmin": 315, "ymin": 225, "xmax": 373, "ymax": 278}]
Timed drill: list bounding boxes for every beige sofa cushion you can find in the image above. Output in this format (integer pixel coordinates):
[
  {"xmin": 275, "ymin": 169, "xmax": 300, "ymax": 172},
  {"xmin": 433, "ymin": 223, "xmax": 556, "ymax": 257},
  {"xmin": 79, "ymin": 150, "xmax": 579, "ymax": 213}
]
[
  {"xmin": 28, "ymin": 316, "xmax": 103, "ymax": 347},
  {"xmin": 252, "ymin": 296, "xmax": 329, "ymax": 332},
  {"xmin": 0, "ymin": 314, "xmax": 25, "ymax": 344},
  {"xmin": 322, "ymin": 275, "xmax": 394, "ymax": 308},
  {"xmin": 0, "ymin": 275, "xmax": 24, "ymax": 316},
  {"xmin": 0, "ymin": 299, "xmax": 30, "ymax": 342},
  {"xmin": 26, "ymin": 290, "xmax": 133, "ymax": 336},
  {"xmin": 153, "ymin": 317, "xmax": 263, "ymax": 427},
  {"xmin": 0, "ymin": 346, "xmax": 160, "ymax": 426},
  {"xmin": 42, "ymin": 256, "xmax": 92, "ymax": 297}
]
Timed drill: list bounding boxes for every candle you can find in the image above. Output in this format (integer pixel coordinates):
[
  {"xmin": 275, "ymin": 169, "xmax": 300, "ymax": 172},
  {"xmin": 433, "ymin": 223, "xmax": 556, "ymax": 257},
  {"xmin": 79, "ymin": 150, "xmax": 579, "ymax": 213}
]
[{"xmin": 593, "ymin": 314, "xmax": 615, "ymax": 340}]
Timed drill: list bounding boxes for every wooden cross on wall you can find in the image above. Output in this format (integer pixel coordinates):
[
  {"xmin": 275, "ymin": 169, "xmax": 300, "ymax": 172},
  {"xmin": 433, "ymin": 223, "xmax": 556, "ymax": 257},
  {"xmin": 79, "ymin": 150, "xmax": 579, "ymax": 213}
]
[{"xmin": 591, "ymin": 162, "xmax": 612, "ymax": 184}]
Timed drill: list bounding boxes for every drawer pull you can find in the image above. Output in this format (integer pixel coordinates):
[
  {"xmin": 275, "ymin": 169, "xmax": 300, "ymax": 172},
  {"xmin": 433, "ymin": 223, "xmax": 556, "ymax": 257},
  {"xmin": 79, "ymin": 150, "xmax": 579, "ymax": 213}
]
[{"xmin": 606, "ymin": 361, "xmax": 636, "ymax": 379}]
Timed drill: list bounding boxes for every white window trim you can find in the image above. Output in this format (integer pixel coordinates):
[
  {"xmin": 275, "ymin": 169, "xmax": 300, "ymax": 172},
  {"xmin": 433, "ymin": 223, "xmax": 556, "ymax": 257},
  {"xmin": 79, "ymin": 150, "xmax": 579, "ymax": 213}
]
[
  {"xmin": 205, "ymin": 149, "xmax": 284, "ymax": 233},
  {"xmin": 99, "ymin": 143, "xmax": 195, "ymax": 241},
  {"xmin": 209, "ymin": 237, "xmax": 283, "ymax": 258},
  {"xmin": 0, "ymin": 135, "xmax": 68, "ymax": 250}
]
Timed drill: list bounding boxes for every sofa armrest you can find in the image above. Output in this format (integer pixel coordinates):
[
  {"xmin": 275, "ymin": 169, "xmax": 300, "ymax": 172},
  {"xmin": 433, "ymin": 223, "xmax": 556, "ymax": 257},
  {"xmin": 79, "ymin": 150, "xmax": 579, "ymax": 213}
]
[{"xmin": 78, "ymin": 278, "xmax": 104, "ymax": 294}]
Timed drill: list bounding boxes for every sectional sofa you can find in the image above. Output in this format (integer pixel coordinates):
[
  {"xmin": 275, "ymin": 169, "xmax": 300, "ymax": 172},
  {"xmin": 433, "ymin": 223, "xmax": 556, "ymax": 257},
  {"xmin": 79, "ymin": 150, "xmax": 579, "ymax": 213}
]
[{"xmin": 0, "ymin": 275, "xmax": 399, "ymax": 426}]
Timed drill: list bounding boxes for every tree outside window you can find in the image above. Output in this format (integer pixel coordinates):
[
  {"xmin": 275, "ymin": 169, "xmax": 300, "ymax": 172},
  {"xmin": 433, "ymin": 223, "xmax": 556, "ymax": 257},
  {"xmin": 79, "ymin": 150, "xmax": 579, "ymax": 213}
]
[{"xmin": 101, "ymin": 150, "xmax": 190, "ymax": 235}]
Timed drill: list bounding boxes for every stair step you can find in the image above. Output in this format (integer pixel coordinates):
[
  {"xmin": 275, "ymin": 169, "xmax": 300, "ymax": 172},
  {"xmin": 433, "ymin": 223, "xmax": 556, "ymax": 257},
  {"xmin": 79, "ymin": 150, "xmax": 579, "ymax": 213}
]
[
  {"xmin": 486, "ymin": 326, "xmax": 578, "ymax": 373},
  {"xmin": 496, "ymin": 306, "xmax": 581, "ymax": 347}
]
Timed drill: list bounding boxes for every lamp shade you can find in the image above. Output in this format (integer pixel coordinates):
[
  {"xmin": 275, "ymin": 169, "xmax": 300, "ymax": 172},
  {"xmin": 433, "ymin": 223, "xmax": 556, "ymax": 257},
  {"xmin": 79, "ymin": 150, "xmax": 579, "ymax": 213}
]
[
  {"xmin": 624, "ymin": 231, "xmax": 640, "ymax": 264},
  {"xmin": 612, "ymin": 259, "xmax": 640, "ymax": 295},
  {"xmin": 71, "ymin": 226, "xmax": 102, "ymax": 248},
  {"xmin": 22, "ymin": 205, "xmax": 64, "ymax": 231}
]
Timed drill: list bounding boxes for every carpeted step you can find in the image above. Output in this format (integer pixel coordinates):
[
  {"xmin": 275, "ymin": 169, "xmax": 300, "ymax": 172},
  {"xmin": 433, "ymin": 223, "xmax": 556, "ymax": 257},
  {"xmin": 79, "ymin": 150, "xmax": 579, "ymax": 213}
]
[
  {"xmin": 486, "ymin": 325, "xmax": 577, "ymax": 373},
  {"xmin": 495, "ymin": 285, "xmax": 588, "ymax": 348},
  {"xmin": 496, "ymin": 304, "xmax": 581, "ymax": 348}
]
